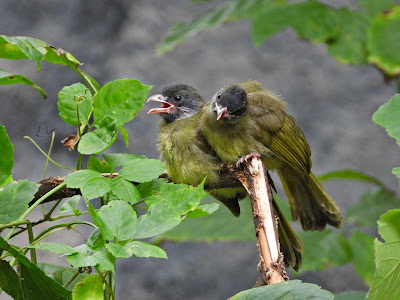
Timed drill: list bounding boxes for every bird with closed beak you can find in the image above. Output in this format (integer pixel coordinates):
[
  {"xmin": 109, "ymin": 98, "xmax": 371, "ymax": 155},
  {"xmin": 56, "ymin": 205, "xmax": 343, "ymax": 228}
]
[
  {"xmin": 147, "ymin": 84, "xmax": 304, "ymax": 271},
  {"xmin": 200, "ymin": 80, "xmax": 342, "ymax": 232}
]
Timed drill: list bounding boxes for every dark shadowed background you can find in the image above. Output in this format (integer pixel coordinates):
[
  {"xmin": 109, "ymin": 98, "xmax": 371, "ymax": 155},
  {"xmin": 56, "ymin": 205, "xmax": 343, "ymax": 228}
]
[{"xmin": 1, "ymin": 0, "xmax": 399, "ymax": 299}]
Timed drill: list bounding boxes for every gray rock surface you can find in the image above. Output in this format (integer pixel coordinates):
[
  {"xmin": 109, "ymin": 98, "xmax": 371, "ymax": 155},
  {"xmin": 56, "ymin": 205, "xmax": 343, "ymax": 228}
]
[{"xmin": 1, "ymin": 0, "xmax": 399, "ymax": 299}]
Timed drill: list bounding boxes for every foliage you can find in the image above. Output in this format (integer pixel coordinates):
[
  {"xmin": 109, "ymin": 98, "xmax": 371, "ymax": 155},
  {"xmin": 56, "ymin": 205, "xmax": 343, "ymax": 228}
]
[
  {"xmin": 0, "ymin": 35, "xmax": 212, "ymax": 299},
  {"xmin": 2, "ymin": 9, "xmax": 400, "ymax": 296},
  {"xmin": 231, "ymin": 280, "xmax": 334, "ymax": 299},
  {"xmin": 157, "ymin": 0, "xmax": 400, "ymax": 80}
]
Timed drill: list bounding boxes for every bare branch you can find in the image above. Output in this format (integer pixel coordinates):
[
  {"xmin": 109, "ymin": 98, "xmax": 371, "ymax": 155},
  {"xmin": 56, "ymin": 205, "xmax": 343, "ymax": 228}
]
[
  {"xmin": 30, "ymin": 169, "xmax": 243, "ymax": 205},
  {"xmin": 234, "ymin": 157, "xmax": 286, "ymax": 285}
]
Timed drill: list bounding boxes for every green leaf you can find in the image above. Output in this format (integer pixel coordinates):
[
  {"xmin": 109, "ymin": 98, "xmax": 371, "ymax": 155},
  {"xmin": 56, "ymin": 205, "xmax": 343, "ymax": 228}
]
[
  {"xmin": 252, "ymin": 2, "xmax": 290, "ymax": 47},
  {"xmin": 119, "ymin": 158, "xmax": 165, "ymax": 183},
  {"xmin": 28, "ymin": 242, "xmax": 78, "ymax": 255},
  {"xmin": 87, "ymin": 202, "xmax": 114, "ymax": 241},
  {"xmin": 157, "ymin": 0, "xmax": 253, "ymax": 54},
  {"xmin": 98, "ymin": 200, "xmax": 138, "ymax": 241},
  {"xmin": 334, "ymin": 291, "xmax": 367, "ymax": 300},
  {"xmin": 318, "ymin": 169, "xmax": 384, "ymax": 187},
  {"xmin": 231, "ymin": 280, "xmax": 334, "ymax": 299},
  {"xmin": 119, "ymin": 125, "xmax": 129, "ymax": 149},
  {"xmin": 124, "ymin": 241, "xmax": 167, "ymax": 259},
  {"xmin": 327, "ymin": 9, "xmax": 370, "ymax": 65},
  {"xmin": 87, "ymin": 156, "xmax": 113, "ymax": 173},
  {"xmin": 0, "ymin": 236, "xmax": 72, "ymax": 300},
  {"xmin": 349, "ymin": 231, "xmax": 375, "ymax": 286},
  {"xmin": 136, "ymin": 178, "xmax": 167, "ymax": 198},
  {"xmin": 78, "ymin": 70, "xmax": 101, "ymax": 93},
  {"xmin": 159, "ymin": 196, "xmax": 255, "ymax": 242},
  {"xmin": 0, "ymin": 68, "xmax": 47, "ymax": 98},
  {"xmin": 105, "ymin": 244, "xmax": 132, "ymax": 258},
  {"xmin": 75, "ymin": 177, "xmax": 110, "ymax": 200},
  {"xmin": 0, "ymin": 35, "xmax": 47, "ymax": 70},
  {"xmin": 369, "ymin": 209, "xmax": 400, "ymax": 300},
  {"xmin": 358, "ymin": 0, "xmax": 396, "ymax": 16},
  {"xmin": 91, "ymin": 251, "xmax": 115, "ymax": 271},
  {"xmin": 1, "ymin": 175, "xmax": 13, "ymax": 187},
  {"xmin": 78, "ymin": 117, "xmax": 118, "ymax": 155},
  {"xmin": 67, "ymin": 252, "xmax": 97, "ymax": 268},
  {"xmin": 296, "ymin": 230, "xmax": 352, "ymax": 274},
  {"xmin": 65, "ymin": 170, "xmax": 110, "ymax": 200},
  {"xmin": 346, "ymin": 188, "xmax": 400, "ymax": 226},
  {"xmin": 58, "ymin": 195, "xmax": 81, "ymax": 215},
  {"xmin": 373, "ymin": 94, "xmax": 400, "ymax": 146},
  {"xmin": 93, "ymin": 79, "xmax": 152, "ymax": 126},
  {"xmin": 106, "ymin": 242, "xmax": 167, "ymax": 259},
  {"xmin": 0, "ymin": 180, "xmax": 39, "ymax": 223},
  {"xmin": 131, "ymin": 183, "xmax": 208, "ymax": 239},
  {"xmin": 87, "ymin": 228, "xmax": 105, "ymax": 251},
  {"xmin": 393, "ymin": 167, "xmax": 400, "ymax": 189},
  {"xmin": 72, "ymin": 274, "xmax": 103, "ymax": 300},
  {"xmin": 0, "ymin": 259, "xmax": 23, "ymax": 299},
  {"xmin": 65, "ymin": 170, "xmax": 101, "ymax": 188},
  {"xmin": 43, "ymin": 45, "xmax": 81, "ymax": 68},
  {"xmin": 38, "ymin": 263, "xmax": 88, "ymax": 292},
  {"xmin": 57, "ymin": 83, "xmax": 92, "ymax": 126},
  {"xmin": 110, "ymin": 177, "xmax": 141, "ymax": 204},
  {"xmin": 0, "ymin": 124, "xmax": 14, "ymax": 186},
  {"xmin": 0, "ymin": 35, "xmax": 100, "ymax": 92},
  {"xmin": 102, "ymin": 153, "xmax": 146, "ymax": 169},
  {"xmin": 186, "ymin": 203, "xmax": 220, "ymax": 217},
  {"xmin": 253, "ymin": 1, "xmax": 338, "ymax": 47},
  {"xmin": 368, "ymin": 6, "xmax": 400, "ymax": 76}
]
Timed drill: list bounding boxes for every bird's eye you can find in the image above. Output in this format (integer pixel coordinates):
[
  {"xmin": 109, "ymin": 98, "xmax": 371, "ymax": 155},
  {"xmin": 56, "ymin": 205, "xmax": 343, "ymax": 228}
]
[
  {"xmin": 217, "ymin": 93, "xmax": 221, "ymax": 100},
  {"xmin": 174, "ymin": 95, "xmax": 181, "ymax": 102}
]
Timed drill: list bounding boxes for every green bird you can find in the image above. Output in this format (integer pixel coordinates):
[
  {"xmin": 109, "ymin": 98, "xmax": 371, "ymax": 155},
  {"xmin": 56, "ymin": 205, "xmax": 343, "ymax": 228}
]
[
  {"xmin": 148, "ymin": 84, "xmax": 304, "ymax": 271},
  {"xmin": 200, "ymin": 80, "xmax": 342, "ymax": 232}
]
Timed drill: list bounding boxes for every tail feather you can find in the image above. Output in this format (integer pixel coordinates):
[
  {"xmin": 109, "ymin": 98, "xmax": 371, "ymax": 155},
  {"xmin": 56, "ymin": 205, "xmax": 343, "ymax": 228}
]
[
  {"xmin": 273, "ymin": 198, "xmax": 303, "ymax": 271},
  {"xmin": 278, "ymin": 168, "xmax": 342, "ymax": 231}
]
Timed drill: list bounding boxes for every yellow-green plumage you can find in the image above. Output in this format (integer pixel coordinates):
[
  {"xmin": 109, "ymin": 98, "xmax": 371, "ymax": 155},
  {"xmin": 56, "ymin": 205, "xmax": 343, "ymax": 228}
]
[
  {"xmin": 149, "ymin": 84, "xmax": 303, "ymax": 270},
  {"xmin": 200, "ymin": 80, "xmax": 342, "ymax": 231}
]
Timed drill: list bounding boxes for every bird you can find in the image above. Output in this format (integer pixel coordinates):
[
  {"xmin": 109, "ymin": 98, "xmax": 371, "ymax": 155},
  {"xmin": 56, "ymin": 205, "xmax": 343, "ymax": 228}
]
[
  {"xmin": 147, "ymin": 84, "xmax": 303, "ymax": 270},
  {"xmin": 200, "ymin": 80, "xmax": 342, "ymax": 232},
  {"xmin": 147, "ymin": 84, "xmax": 244, "ymax": 215}
]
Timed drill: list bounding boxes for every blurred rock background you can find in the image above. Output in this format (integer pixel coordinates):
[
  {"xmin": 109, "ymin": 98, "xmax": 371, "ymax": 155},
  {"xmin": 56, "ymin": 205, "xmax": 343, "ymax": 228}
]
[{"xmin": 1, "ymin": 0, "xmax": 399, "ymax": 299}]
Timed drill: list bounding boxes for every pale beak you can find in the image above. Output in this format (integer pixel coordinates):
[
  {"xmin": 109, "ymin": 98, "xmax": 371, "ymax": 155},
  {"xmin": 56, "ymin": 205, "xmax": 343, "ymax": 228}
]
[
  {"xmin": 216, "ymin": 106, "xmax": 229, "ymax": 120},
  {"xmin": 147, "ymin": 94, "xmax": 175, "ymax": 114}
]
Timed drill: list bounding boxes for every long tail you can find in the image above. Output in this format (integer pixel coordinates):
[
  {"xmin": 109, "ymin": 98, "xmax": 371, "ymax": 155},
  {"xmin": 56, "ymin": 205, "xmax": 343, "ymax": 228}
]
[
  {"xmin": 273, "ymin": 198, "xmax": 303, "ymax": 271},
  {"xmin": 278, "ymin": 167, "xmax": 342, "ymax": 231},
  {"xmin": 212, "ymin": 185, "xmax": 304, "ymax": 271}
]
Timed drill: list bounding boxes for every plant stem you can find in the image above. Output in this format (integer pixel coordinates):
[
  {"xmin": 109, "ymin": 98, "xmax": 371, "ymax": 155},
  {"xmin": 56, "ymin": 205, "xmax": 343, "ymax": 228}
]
[
  {"xmin": 43, "ymin": 130, "xmax": 55, "ymax": 179},
  {"xmin": 95, "ymin": 267, "xmax": 115, "ymax": 300},
  {"xmin": 43, "ymin": 198, "xmax": 62, "ymax": 220},
  {"xmin": 24, "ymin": 136, "xmax": 74, "ymax": 171},
  {"xmin": 27, "ymin": 223, "xmax": 37, "ymax": 264},
  {"xmin": 4, "ymin": 182, "xmax": 67, "ymax": 241},
  {"xmin": 0, "ymin": 220, "xmax": 30, "ymax": 229},
  {"xmin": 63, "ymin": 268, "xmax": 82, "ymax": 288}
]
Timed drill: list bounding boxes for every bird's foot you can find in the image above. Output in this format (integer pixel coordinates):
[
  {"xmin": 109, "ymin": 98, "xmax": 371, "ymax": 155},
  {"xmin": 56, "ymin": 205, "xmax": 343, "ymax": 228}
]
[
  {"xmin": 218, "ymin": 163, "xmax": 228, "ymax": 173},
  {"xmin": 236, "ymin": 152, "xmax": 262, "ymax": 168}
]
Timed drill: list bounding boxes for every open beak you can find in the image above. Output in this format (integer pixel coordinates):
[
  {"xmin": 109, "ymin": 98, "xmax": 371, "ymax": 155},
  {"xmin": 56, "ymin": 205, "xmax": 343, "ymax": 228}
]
[
  {"xmin": 216, "ymin": 106, "xmax": 229, "ymax": 120},
  {"xmin": 147, "ymin": 94, "xmax": 175, "ymax": 114}
]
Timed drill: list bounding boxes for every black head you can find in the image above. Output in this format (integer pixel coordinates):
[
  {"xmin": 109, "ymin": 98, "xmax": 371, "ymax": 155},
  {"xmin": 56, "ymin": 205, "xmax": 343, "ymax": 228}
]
[
  {"xmin": 211, "ymin": 84, "xmax": 247, "ymax": 122},
  {"xmin": 147, "ymin": 84, "xmax": 205, "ymax": 123}
]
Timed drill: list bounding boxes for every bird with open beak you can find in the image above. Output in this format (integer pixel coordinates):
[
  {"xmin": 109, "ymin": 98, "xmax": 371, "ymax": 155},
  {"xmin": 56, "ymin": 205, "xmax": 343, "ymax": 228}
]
[{"xmin": 147, "ymin": 83, "xmax": 304, "ymax": 271}]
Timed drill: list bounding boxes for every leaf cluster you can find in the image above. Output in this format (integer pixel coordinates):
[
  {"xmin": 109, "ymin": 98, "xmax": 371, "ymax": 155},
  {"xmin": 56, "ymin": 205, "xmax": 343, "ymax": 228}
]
[
  {"xmin": 157, "ymin": 0, "xmax": 400, "ymax": 80},
  {"xmin": 0, "ymin": 35, "xmax": 212, "ymax": 299}
]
